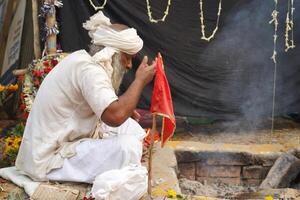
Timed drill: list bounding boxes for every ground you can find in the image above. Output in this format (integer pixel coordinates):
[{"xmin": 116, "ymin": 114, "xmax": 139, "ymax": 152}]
[{"xmin": 1, "ymin": 117, "xmax": 300, "ymax": 199}]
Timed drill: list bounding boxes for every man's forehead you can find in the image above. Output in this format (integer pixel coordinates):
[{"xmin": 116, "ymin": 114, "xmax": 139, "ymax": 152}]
[{"xmin": 109, "ymin": 24, "xmax": 129, "ymax": 32}]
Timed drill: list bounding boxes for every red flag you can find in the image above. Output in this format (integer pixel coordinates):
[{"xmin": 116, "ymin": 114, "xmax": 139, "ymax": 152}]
[{"xmin": 150, "ymin": 53, "xmax": 176, "ymax": 147}]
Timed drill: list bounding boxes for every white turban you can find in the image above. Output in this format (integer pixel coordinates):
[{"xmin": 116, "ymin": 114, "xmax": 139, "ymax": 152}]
[{"xmin": 83, "ymin": 11, "xmax": 143, "ymax": 77}]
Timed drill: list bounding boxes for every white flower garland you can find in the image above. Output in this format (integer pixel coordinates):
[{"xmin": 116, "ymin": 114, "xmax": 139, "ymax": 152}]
[
  {"xmin": 285, "ymin": 0, "xmax": 296, "ymax": 52},
  {"xmin": 88, "ymin": 0, "xmax": 107, "ymax": 11},
  {"xmin": 269, "ymin": 0, "xmax": 279, "ymax": 64},
  {"xmin": 199, "ymin": 0, "xmax": 222, "ymax": 42},
  {"xmin": 146, "ymin": 0, "xmax": 172, "ymax": 23}
]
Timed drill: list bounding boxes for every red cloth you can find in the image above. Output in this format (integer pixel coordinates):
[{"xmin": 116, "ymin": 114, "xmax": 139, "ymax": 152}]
[{"xmin": 150, "ymin": 53, "xmax": 176, "ymax": 147}]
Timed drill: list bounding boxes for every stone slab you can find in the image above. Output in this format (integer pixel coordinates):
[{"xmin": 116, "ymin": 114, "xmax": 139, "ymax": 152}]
[
  {"xmin": 260, "ymin": 153, "xmax": 300, "ymax": 189},
  {"xmin": 233, "ymin": 188, "xmax": 300, "ymax": 200},
  {"xmin": 150, "ymin": 144, "xmax": 182, "ymax": 198}
]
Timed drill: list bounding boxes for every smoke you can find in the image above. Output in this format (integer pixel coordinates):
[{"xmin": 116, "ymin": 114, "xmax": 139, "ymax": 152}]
[{"xmin": 201, "ymin": 0, "xmax": 300, "ymax": 131}]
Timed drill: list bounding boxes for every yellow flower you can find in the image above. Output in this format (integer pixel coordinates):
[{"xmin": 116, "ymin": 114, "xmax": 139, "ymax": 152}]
[
  {"xmin": 7, "ymin": 84, "xmax": 18, "ymax": 92},
  {"xmin": 167, "ymin": 189, "xmax": 177, "ymax": 199},
  {"xmin": 265, "ymin": 195, "xmax": 273, "ymax": 200},
  {"xmin": 13, "ymin": 136, "xmax": 22, "ymax": 149},
  {"xmin": 4, "ymin": 137, "xmax": 15, "ymax": 155},
  {"xmin": 0, "ymin": 85, "xmax": 5, "ymax": 92}
]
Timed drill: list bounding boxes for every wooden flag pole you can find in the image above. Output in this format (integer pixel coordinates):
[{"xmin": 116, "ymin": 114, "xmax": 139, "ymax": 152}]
[{"xmin": 147, "ymin": 114, "xmax": 157, "ymax": 199}]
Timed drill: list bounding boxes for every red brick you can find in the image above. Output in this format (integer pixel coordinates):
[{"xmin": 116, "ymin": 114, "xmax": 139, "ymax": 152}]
[{"xmin": 178, "ymin": 162, "xmax": 196, "ymax": 180}]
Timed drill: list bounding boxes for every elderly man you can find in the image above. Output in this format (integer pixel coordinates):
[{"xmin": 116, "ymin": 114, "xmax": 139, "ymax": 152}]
[{"xmin": 15, "ymin": 11, "xmax": 155, "ymax": 198}]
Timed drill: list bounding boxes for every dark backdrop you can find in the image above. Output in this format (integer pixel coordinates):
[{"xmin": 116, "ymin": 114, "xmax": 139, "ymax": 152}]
[{"xmin": 57, "ymin": 0, "xmax": 300, "ymax": 122}]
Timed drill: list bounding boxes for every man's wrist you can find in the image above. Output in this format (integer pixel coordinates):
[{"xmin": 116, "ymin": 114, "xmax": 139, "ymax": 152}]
[{"xmin": 133, "ymin": 78, "xmax": 147, "ymax": 88}]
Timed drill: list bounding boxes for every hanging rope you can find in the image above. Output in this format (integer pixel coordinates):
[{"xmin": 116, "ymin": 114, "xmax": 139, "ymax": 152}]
[{"xmin": 269, "ymin": 0, "xmax": 279, "ymax": 134}]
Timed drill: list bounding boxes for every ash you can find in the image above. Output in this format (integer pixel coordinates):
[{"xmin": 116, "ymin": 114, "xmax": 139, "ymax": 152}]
[{"xmin": 179, "ymin": 178, "xmax": 258, "ymax": 198}]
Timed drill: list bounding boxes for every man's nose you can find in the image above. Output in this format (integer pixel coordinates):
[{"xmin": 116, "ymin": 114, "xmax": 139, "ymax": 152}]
[{"xmin": 126, "ymin": 60, "xmax": 132, "ymax": 69}]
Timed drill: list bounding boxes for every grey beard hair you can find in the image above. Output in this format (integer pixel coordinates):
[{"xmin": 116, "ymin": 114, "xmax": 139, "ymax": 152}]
[
  {"xmin": 111, "ymin": 53, "xmax": 127, "ymax": 94},
  {"xmin": 89, "ymin": 44, "xmax": 126, "ymax": 94}
]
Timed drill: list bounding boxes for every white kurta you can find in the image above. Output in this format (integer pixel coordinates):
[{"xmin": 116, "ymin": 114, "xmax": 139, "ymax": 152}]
[{"xmin": 16, "ymin": 50, "xmax": 119, "ymax": 181}]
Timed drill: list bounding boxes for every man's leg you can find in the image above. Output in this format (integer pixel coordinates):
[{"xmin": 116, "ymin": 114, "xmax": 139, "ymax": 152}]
[{"xmin": 47, "ymin": 118, "xmax": 145, "ymax": 183}]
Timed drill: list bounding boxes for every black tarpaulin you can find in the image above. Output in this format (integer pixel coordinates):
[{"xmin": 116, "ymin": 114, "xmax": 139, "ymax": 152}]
[{"xmin": 57, "ymin": 0, "xmax": 300, "ymax": 121}]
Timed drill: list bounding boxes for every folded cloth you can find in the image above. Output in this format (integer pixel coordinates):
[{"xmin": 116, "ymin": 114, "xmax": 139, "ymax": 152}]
[
  {"xmin": 92, "ymin": 164, "xmax": 148, "ymax": 200},
  {"xmin": 0, "ymin": 166, "xmax": 40, "ymax": 196}
]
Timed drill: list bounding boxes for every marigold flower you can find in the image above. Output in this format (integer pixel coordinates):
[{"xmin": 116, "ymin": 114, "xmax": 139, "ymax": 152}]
[
  {"xmin": 0, "ymin": 85, "xmax": 5, "ymax": 92},
  {"xmin": 4, "ymin": 137, "xmax": 15, "ymax": 155},
  {"xmin": 167, "ymin": 189, "xmax": 177, "ymax": 199},
  {"xmin": 265, "ymin": 195, "xmax": 273, "ymax": 200},
  {"xmin": 13, "ymin": 136, "xmax": 22, "ymax": 149},
  {"xmin": 7, "ymin": 84, "xmax": 18, "ymax": 92}
]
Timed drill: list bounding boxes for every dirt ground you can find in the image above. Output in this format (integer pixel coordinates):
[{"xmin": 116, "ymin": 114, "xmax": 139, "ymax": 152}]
[{"xmin": 172, "ymin": 117, "xmax": 300, "ymax": 145}]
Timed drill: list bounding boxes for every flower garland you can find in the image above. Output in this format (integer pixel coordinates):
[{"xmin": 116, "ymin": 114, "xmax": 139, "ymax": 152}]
[
  {"xmin": 269, "ymin": 0, "xmax": 279, "ymax": 64},
  {"xmin": 199, "ymin": 0, "xmax": 222, "ymax": 42},
  {"xmin": 0, "ymin": 84, "xmax": 18, "ymax": 93},
  {"xmin": 20, "ymin": 53, "xmax": 67, "ymax": 117},
  {"xmin": 146, "ymin": 0, "xmax": 172, "ymax": 23},
  {"xmin": 285, "ymin": 0, "xmax": 296, "ymax": 52},
  {"xmin": 0, "ymin": 84, "xmax": 18, "ymax": 107},
  {"xmin": 88, "ymin": 0, "xmax": 107, "ymax": 11}
]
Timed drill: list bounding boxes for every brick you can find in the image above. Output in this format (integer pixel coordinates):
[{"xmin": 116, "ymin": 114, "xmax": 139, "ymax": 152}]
[
  {"xmin": 242, "ymin": 165, "xmax": 270, "ymax": 179},
  {"xmin": 175, "ymin": 150, "xmax": 279, "ymax": 166},
  {"xmin": 176, "ymin": 151, "xmax": 251, "ymax": 165},
  {"xmin": 178, "ymin": 162, "xmax": 196, "ymax": 180},
  {"xmin": 242, "ymin": 178, "xmax": 263, "ymax": 186},
  {"xmin": 196, "ymin": 163, "xmax": 241, "ymax": 178},
  {"xmin": 196, "ymin": 177, "xmax": 241, "ymax": 185}
]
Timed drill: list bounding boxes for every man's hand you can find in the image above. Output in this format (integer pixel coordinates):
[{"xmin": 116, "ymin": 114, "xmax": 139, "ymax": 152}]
[
  {"xmin": 101, "ymin": 55, "xmax": 155, "ymax": 127},
  {"xmin": 131, "ymin": 109, "xmax": 141, "ymax": 122},
  {"xmin": 135, "ymin": 56, "xmax": 156, "ymax": 86}
]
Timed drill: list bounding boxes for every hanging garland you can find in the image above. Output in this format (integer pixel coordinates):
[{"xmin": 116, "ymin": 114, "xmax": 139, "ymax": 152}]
[
  {"xmin": 269, "ymin": 0, "xmax": 279, "ymax": 64},
  {"xmin": 199, "ymin": 0, "xmax": 222, "ymax": 42},
  {"xmin": 20, "ymin": 54, "xmax": 67, "ymax": 117},
  {"xmin": 88, "ymin": 0, "xmax": 107, "ymax": 11},
  {"xmin": 285, "ymin": 0, "xmax": 296, "ymax": 52},
  {"xmin": 146, "ymin": 0, "xmax": 172, "ymax": 23}
]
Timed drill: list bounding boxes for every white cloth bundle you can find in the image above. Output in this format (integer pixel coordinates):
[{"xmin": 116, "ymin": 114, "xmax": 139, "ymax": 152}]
[{"xmin": 91, "ymin": 165, "xmax": 148, "ymax": 200}]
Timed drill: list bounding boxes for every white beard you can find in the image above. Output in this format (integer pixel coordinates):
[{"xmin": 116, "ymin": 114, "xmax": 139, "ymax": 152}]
[{"xmin": 111, "ymin": 53, "xmax": 127, "ymax": 94}]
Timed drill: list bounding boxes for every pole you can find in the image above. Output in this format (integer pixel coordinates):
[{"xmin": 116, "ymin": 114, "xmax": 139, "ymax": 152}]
[
  {"xmin": 32, "ymin": 0, "xmax": 41, "ymax": 59},
  {"xmin": 45, "ymin": 0, "xmax": 57, "ymax": 54},
  {"xmin": 147, "ymin": 114, "xmax": 157, "ymax": 199}
]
